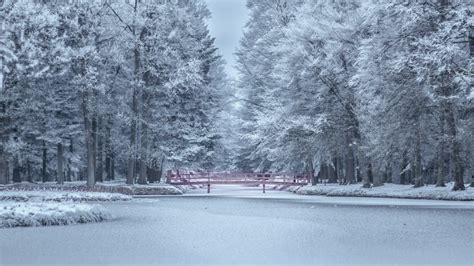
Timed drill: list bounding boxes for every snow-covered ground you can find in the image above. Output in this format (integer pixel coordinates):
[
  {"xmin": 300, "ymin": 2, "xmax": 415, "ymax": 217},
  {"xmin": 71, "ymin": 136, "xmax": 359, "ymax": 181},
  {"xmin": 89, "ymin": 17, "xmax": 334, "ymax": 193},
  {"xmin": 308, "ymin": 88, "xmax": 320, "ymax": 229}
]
[
  {"xmin": 296, "ymin": 183, "xmax": 474, "ymax": 201},
  {"xmin": 0, "ymin": 202, "xmax": 111, "ymax": 228}
]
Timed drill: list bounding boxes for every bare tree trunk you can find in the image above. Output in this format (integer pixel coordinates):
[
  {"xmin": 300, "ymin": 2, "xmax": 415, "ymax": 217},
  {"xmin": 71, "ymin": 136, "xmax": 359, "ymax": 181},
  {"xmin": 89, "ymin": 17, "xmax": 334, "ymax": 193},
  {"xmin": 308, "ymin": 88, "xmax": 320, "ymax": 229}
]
[
  {"xmin": 127, "ymin": 49, "xmax": 140, "ymax": 185},
  {"xmin": 12, "ymin": 156, "xmax": 21, "ymax": 183},
  {"xmin": 436, "ymin": 0, "xmax": 464, "ymax": 190},
  {"xmin": 372, "ymin": 165, "xmax": 383, "ymax": 187},
  {"xmin": 362, "ymin": 159, "xmax": 372, "ymax": 188},
  {"xmin": 96, "ymin": 118, "xmax": 103, "ymax": 183},
  {"xmin": 317, "ymin": 162, "xmax": 326, "ymax": 185},
  {"xmin": 327, "ymin": 158, "xmax": 337, "ymax": 183},
  {"xmin": 147, "ymin": 158, "xmax": 158, "ymax": 183},
  {"xmin": 157, "ymin": 157, "xmax": 165, "ymax": 183},
  {"xmin": 42, "ymin": 141, "xmax": 47, "ymax": 183},
  {"xmin": 446, "ymin": 106, "xmax": 465, "ymax": 191},
  {"xmin": 126, "ymin": 106, "xmax": 137, "ymax": 186},
  {"xmin": 308, "ymin": 159, "xmax": 316, "ymax": 185},
  {"xmin": 126, "ymin": 0, "xmax": 143, "ymax": 185},
  {"xmin": 105, "ymin": 121, "xmax": 112, "ymax": 181},
  {"xmin": 327, "ymin": 161, "xmax": 336, "ymax": 184},
  {"xmin": 57, "ymin": 143, "xmax": 64, "ymax": 184},
  {"xmin": 67, "ymin": 138, "xmax": 73, "ymax": 182},
  {"xmin": 385, "ymin": 167, "xmax": 391, "ymax": 183},
  {"xmin": 398, "ymin": 153, "xmax": 405, "ymax": 184},
  {"xmin": 105, "ymin": 154, "xmax": 111, "ymax": 181},
  {"xmin": 0, "ymin": 149, "xmax": 7, "ymax": 184},
  {"xmin": 0, "ymin": 73, "xmax": 7, "ymax": 184},
  {"xmin": 147, "ymin": 164, "xmax": 155, "ymax": 183},
  {"xmin": 414, "ymin": 123, "xmax": 424, "ymax": 188},
  {"xmin": 337, "ymin": 157, "xmax": 344, "ymax": 184},
  {"xmin": 111, "ymin": 155, "xmax": 115, "ymax": 180},
  {"xmin": 85, "ymin": 116, "xmax": 95, "ymax": 187},
  {"xmin": 92, "ymin": 117, "xmax": 98, "ymax": 183},
  {"xmin": 408, "ymin": 165, "xmax": 414, "ymax": 185},
  {"xmin": 345, "ymin": 137, "xmax": 356, "ymax": 184},
  {"xmin": 26, "ymin": 159, "xmax": 32, "ymax": 183},
  {"xmin": 436, "ymin": 114, "xmax": 447, "ymax": 187},
  {"xmin": 83, "ymin": 95, "xmax": 96, "ymax": 188},
  {"xmin": 138, "ymin": 122, "xmax": 148, "ymax": 185}
]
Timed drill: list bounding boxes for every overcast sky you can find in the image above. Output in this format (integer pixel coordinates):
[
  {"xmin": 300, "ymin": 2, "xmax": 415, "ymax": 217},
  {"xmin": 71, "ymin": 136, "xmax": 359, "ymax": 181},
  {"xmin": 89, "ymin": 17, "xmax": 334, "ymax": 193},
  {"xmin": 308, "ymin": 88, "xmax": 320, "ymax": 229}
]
[{"xmin": 205, "ymin": 0, "xmax": 249, "ymax": 78}]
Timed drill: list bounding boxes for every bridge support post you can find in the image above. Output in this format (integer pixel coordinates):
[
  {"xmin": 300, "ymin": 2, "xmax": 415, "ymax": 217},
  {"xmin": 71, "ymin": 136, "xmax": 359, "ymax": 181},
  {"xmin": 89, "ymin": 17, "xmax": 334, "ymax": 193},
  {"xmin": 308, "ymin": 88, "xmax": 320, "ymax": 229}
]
[
  {"xmin": 262, "ymin": 180, "xmax": 266, "ymax": 194},
  {"xmin": 207, "ymin": 183, "xmax": 210, "ymax": 193}
]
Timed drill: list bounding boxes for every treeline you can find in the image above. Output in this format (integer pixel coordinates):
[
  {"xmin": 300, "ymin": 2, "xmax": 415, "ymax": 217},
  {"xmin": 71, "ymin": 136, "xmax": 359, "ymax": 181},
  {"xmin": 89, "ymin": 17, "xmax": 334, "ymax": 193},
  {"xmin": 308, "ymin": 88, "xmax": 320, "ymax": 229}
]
[
  {"xmin": 0, "ymin": 0, "xmax": 229, "ymax": 186},
  {"xmin": 235, "ymin": 0, "xmax": 473, "ymax": 190}
]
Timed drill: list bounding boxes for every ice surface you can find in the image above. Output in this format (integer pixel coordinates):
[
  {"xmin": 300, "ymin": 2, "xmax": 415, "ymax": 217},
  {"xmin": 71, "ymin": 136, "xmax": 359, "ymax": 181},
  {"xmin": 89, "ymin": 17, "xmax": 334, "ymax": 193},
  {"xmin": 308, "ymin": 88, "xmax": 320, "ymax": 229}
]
[{"xmin": 1, "ymin": 186, "xmax": 472, "ymax": 265}]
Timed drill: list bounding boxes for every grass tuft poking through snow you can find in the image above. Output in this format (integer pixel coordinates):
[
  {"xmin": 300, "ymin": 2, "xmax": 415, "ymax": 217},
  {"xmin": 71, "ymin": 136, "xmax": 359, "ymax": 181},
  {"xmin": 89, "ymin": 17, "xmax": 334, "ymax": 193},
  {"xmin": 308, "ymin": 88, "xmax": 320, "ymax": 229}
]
[{"xmin": 0, "ymin": 203, "xmax": 112, "ymax": 228}]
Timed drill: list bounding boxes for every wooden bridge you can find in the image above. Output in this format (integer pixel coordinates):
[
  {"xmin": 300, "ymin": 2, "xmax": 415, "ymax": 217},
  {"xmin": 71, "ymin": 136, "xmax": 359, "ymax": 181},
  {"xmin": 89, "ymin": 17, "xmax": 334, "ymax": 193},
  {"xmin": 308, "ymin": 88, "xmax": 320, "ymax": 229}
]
[{"xmin": 166, "ymin": 172, "xmax": 309, "ymax": 193}]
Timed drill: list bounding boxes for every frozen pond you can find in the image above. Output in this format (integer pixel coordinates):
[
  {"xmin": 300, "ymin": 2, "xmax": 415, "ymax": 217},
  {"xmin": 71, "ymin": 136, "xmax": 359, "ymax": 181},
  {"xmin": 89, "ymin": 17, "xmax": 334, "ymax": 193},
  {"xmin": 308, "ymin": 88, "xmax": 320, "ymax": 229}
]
[{"xmin": 1, "ymin": 186, "xmax": 473, "ymax": 265}]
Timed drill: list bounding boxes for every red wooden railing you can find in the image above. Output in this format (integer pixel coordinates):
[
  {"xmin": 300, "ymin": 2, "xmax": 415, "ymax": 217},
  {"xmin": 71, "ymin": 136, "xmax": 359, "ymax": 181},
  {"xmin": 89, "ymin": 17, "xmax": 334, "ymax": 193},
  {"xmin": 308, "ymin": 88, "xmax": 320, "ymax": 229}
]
[{"xmin": 166, "ymin": 171, "xmax": 309, "ymax": 193}]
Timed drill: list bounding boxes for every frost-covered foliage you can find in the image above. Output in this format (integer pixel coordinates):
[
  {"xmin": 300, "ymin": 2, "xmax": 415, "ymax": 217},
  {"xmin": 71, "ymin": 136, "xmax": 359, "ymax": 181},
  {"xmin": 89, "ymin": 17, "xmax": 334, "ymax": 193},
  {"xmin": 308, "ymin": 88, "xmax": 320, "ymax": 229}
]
[
  {"xmin": 0, "ymin": 202, "xmax": 111, "ymax": 228},
  {"xmin": 235, "ymin": 0, "xmax": 473, "ymax": 190},
  {"xmin": 0, "ymin": 0, "xmax": 230, "ymax": 186},
  {"xmin": 0, "ymin": 191, "xmax": 131, "ymax": 202}
]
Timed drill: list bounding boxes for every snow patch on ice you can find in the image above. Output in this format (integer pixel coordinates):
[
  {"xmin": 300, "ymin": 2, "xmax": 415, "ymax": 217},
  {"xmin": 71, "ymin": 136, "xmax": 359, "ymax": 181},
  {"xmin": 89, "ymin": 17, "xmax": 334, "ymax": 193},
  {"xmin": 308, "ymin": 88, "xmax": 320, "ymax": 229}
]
[
  {"xmin": 0, "ymin": 190, "xmax": 124, "ymax": 228},
  {"xmin": 0, "ymin": 202, "xmax": 111, "ymax": 228}
]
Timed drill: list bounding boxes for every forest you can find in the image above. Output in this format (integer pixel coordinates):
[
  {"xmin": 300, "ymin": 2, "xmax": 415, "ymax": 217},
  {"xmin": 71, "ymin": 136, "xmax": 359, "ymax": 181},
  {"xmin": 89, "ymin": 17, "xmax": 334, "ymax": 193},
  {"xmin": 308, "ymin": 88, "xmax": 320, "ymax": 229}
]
[
  {"xmin": 0, "ymin": 0, "xmax": 473, "ymax": 191},
  {"xmin": 0, "ymin": 0, "xmax": 230, "ymax": 186}
]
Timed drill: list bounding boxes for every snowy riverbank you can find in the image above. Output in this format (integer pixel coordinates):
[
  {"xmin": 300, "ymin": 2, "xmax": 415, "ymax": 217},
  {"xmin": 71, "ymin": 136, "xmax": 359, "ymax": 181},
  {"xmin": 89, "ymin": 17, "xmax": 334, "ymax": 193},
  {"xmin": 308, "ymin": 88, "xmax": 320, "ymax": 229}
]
[
  {"xmin": 0, "ymin": 181, "xmax": 184, "ymax": 196},
  {"xmin": 295, "ymin": 183, "xmax": 474, "ymax": 201},
  {"xmin": 0, "ymin": 190, "xmax": 132, "ymax": 202}
]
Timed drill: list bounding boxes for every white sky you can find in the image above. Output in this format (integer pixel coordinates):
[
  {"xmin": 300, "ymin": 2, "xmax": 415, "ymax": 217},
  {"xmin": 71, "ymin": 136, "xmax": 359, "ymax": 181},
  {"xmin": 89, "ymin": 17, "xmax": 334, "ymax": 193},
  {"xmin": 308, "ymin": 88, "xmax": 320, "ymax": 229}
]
[{"xmin": 205, "ymin": 0, "xmax": 249, "ymax": 78}]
